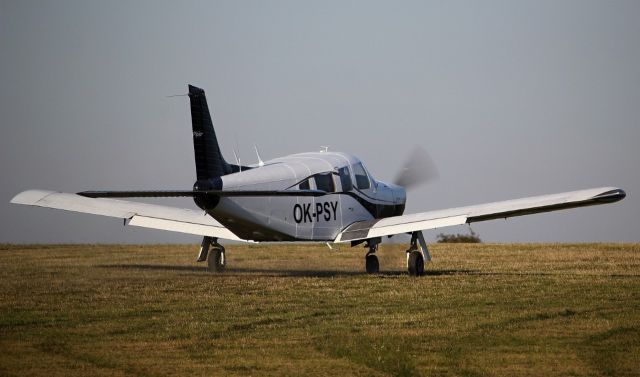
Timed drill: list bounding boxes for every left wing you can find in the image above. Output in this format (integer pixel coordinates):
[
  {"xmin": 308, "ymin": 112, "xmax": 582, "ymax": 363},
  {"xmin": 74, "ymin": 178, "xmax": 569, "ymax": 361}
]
[
  {"xmin": 11, "ymin": 190, "xmax": 244, "ymax": 241},
  {"xmin": 335, "ymin": 187, "xmax": 625, "ymax": 242}
]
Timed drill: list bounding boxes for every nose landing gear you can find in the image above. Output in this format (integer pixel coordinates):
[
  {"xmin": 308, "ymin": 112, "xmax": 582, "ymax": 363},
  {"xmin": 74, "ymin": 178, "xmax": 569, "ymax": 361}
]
[{"xmin": 364, "ymin": 238, "xmax": 381, "ymax": 274}]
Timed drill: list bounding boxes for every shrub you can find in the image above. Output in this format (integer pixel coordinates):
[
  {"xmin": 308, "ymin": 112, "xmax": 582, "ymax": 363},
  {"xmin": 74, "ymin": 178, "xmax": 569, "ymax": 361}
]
[{"xmin": 436, "ymin": 229, "xmax": 482, "ymax": 243}]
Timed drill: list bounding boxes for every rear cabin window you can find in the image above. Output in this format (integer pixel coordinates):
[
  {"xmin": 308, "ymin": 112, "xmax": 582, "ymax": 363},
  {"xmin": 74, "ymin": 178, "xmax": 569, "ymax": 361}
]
[
  {"xmin": 298, "ymin": 179, "xmax": 310, "ymax": 190},
  {"xmin": 352, "ymin": 163, "xmax": 370, "ymax": 190},
  {"xmin": 314, "ymin": 173, "xmax": 335, "ymax": 192},
  {"xmin": 338, "ymin": 166, "xmax": 353, "ymax": 191}
]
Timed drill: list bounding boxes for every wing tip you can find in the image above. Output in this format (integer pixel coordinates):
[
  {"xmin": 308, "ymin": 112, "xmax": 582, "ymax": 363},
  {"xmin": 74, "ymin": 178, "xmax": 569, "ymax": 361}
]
[
  {"xmin": 593, "ymin": 187, "xmax": 626, "ymax": 203},
  {"xmin": 10, "ymin": 190, "xmax": 56, "ymax": 205}
]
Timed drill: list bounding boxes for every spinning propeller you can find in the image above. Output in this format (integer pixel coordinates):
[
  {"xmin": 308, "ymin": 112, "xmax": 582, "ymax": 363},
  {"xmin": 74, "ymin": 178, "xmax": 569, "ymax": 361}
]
[{"xmin": 393, "ymin": 146, "xmax": 439, "ymax": 190}]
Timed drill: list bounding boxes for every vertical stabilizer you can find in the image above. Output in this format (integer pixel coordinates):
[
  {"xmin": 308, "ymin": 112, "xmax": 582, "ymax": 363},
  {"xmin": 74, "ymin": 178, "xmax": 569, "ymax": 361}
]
[{"xmin": 188, "ymin": 85, "xmax": 233, "ymax": 180}]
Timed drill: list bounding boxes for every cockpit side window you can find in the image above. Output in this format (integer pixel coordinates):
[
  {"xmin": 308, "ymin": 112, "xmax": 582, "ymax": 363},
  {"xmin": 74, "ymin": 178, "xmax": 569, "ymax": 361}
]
[
  {"xmin": 298, "ymin": 179, "xmax": 310, "ymax": 190},
  {"xmin": 338, "ymin": 166, "xmax": 353, "ymax": 192},
  {"xmin": 352, "ymin": 162, "xmax": 370, "ymax": 190},
  {"xmin": 314, "ymin": 173, "xmax": 335, "ymax": 193}
]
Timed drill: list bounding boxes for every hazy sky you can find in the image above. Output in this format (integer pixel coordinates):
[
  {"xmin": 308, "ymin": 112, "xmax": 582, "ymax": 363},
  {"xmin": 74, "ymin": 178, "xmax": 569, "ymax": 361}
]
[{"xmin": 1, "ymin": 0, "xmax": 638, "ymax": 244}]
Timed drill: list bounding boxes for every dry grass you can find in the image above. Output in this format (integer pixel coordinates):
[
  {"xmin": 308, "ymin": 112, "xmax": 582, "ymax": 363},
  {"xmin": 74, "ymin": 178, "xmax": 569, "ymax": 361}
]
[{"xmin": 0, "ymin": 243, "xmax": 639, "ymax": 376}]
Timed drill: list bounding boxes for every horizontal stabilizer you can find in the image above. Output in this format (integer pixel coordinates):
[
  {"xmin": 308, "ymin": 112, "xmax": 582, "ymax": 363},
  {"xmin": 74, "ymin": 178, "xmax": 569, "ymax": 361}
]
[{"xmin": 77, "ymin": 189, "xmax": 327, "ymax": 198}]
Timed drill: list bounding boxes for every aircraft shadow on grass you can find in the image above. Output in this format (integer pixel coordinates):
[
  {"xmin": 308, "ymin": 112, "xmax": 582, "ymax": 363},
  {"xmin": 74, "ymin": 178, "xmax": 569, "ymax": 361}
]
[
  {"xmin": 96, "ymin": 264, "xmax": 632, "ymax": 278},
  {"xmin": 96, "ymin": 263, "xmax": 484, "ymax": 277}
]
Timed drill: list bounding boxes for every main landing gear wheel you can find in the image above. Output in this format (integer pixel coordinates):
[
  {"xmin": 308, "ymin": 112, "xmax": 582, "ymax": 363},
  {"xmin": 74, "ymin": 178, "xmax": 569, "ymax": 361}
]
[
  {"xmin": 407, "ymin": 251, "xmax": 424, "ymax": 276},
  {"xmin": 365, "ymin": 254, "xmax": 379, "ymax": 274},
  {"xmin": 208, "ymin": 247, "xmax": 226, "ymax": 273},
  {"xmin": 406, "ymin": 231, "xmax": 429, "ymax": 276},
  {"xmin": 198, "ymin": 237, "xmax": 227, "ymax": 273}
]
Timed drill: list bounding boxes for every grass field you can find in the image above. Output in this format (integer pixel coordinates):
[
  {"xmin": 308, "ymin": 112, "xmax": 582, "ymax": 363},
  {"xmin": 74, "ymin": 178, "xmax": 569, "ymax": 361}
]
[{"xmin": 1, "ymin": 243, "xmax": 639, "ymax": 376}]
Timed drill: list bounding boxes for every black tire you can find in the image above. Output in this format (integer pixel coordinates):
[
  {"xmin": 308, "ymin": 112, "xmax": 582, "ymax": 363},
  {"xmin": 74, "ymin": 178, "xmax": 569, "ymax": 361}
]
[
  {"xmin": 365, "ymin": 254, "xmax": 379, "ymax": 274},
  {"xmin": 208, "ymin": 248, "xmax": 226, "ymax": 273},
  {"xmin": 408, "ymin": 251, "xmax": 424, "ymax": 276}
]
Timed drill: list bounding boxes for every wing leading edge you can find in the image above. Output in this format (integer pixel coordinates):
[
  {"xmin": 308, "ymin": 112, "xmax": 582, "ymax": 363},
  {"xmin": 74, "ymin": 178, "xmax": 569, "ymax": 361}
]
[
  {"xmin": 334, "ymin": 187, "xmax": 626, "ymax": 242},
  {"xmin": 10, "ymin": 190, "xmax": 244, "ymax": 241}
]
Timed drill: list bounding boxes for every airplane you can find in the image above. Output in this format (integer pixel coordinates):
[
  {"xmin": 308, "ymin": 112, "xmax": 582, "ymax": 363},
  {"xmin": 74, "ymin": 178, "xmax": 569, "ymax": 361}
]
[{"xmin": 10, "ymin": 85, "xmax": 626, "ymax": 276}]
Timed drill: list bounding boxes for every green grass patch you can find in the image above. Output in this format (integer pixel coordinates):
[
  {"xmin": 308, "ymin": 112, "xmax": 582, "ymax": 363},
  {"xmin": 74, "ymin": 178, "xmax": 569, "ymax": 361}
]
[{"xmin": 0, "ymin": 243, "xmax": 638, "ymax": 376}]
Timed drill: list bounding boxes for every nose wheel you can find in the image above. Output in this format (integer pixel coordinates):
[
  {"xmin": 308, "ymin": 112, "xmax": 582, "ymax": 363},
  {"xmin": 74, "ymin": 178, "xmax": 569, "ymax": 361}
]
[
  {"xmin": 364, "ymin": 238, "xmax": 380, "ymax": 274},
  {"xmin": 365, "ymin": 254, "xmax": 379, "ymax": 274}
]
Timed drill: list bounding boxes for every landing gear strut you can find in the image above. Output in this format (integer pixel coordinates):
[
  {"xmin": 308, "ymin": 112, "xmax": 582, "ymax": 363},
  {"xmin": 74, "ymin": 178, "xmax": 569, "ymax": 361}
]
[
  {"xmin": 406, "ymin": 231, "xmax": 430, "ymax": 276},
  {"xmin": 197, "ymin": 236, "xmax": 226, "ymax": 273},
  {"xmin": 365, "ymin": 238, "xmax": 381, "ymax": 274}
]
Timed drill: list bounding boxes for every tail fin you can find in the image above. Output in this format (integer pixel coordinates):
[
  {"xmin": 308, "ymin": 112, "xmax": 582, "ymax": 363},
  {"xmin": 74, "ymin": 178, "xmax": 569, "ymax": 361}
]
[{"xmin": 188, "ymin": 85, "xmax": 233, "ymax": 180}]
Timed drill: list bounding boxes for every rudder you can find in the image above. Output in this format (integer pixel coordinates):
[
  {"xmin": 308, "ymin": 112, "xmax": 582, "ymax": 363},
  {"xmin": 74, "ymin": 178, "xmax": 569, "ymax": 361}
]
[{"xmin": 188, "ymin": 85, "xmax": 233, "ymax": 180}]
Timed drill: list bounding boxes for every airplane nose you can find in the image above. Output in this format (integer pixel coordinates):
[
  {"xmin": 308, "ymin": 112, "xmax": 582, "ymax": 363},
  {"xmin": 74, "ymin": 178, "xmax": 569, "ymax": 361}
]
[{"xmin": 392, "ymin": 185, "xmax": 407, "ymax": 204}]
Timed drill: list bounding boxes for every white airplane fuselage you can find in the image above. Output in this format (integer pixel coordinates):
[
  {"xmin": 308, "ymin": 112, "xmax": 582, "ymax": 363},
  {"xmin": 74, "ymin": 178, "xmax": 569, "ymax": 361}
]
[{"xmin": 194, "ymin": 151, "xmax": 406, "ymax": 242}]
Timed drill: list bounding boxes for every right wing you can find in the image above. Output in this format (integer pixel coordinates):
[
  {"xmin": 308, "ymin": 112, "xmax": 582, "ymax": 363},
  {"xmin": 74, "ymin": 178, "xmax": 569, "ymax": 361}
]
[
  {"xmin": 335, "ymin": 187, "xmax": 626, "ymax": 242},
  {"xmin": 10, "ymin": 190, "xmax": 244, "ymax": 241}
]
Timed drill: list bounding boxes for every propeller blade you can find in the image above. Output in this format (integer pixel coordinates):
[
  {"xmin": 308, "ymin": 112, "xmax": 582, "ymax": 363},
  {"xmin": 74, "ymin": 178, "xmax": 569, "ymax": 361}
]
[{"xmin": 393, "ymin": 146, "xmax": 439, "ymax": 189}]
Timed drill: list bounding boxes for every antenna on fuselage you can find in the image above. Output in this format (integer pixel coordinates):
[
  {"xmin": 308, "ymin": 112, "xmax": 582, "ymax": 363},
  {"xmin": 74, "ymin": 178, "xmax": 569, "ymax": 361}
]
[
  {"xmin": 320, "ymin": 146, "xmax": 329, "ymax": 153},
  {"xmin": 233, "ymin": 149, "xmax": 242, "ymax": 172},
  {"xmin": 254, "ymin": 145, "xmax": 265, "ymax": 167}
]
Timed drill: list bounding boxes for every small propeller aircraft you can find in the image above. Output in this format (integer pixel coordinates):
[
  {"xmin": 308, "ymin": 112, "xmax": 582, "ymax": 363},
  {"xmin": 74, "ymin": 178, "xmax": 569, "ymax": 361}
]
[{"xmin": 11, "ymin": 85, "xmax": 626, "ymax": 275}]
